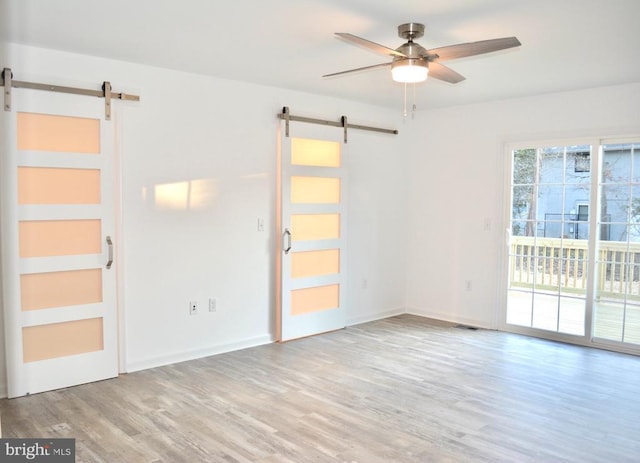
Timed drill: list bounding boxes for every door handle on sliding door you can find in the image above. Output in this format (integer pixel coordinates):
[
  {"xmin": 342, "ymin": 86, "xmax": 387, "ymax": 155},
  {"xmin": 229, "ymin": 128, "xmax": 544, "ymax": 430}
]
[
  {"xmin": 106, "ymin": 236, "xmax": 113, "ymax": 269},
  {"xmin": 283, "ymin": 229, "xmax": 292, "ymax": 254}
]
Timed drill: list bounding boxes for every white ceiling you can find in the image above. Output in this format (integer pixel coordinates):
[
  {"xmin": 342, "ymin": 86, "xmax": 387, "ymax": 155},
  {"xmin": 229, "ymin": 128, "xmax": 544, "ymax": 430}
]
[{"xmin": 2, "ymin": 0, "xmax": 640, "ymax": 110}]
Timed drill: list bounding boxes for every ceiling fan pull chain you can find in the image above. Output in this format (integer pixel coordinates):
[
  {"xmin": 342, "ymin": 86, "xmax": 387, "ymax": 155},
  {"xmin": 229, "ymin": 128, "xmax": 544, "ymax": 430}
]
[
  {"xmin": 403, "ymin": 82, "xmax": 408, "ymax": 118},
  {"xmin": 412, "ymin": 83, "xmax": 417, "ymax": 118}
]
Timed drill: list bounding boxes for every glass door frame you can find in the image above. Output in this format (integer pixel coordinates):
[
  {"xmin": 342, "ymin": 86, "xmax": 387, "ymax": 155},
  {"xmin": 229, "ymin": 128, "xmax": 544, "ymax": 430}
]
[{"xmin": 499, "ymin": 136, "xmax": 640, "ymax": 356}]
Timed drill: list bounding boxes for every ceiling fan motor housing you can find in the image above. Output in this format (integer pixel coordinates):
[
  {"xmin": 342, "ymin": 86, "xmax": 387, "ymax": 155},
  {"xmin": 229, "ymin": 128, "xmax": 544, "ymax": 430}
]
[
  {"xmin": 394, "ymin": 23, "xmax": 429, "ymax": 71},
  {"xmin": 394, "ymin": 41, "xmax": 427, "ymax": 59},
  {"xmin": 392, "ymin": 37, "xmax": 429, "ymax": 76}
]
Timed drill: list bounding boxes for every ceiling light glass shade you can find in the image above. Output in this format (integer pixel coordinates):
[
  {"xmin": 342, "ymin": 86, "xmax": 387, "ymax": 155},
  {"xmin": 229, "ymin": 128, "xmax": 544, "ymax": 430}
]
[{"xmin": 391, "ymin": 59, "xmax": 429, "ymax": 83}]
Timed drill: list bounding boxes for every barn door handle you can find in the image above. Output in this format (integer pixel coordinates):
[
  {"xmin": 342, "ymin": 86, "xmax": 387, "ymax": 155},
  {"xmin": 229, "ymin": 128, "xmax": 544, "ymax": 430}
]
[
  {"xmin": 106, "ymin": 236, "xmax": 113, "ymax": 269},
  {"xmin": 283, "ymin": 229, "xmax": 292, "ymax": 254}
]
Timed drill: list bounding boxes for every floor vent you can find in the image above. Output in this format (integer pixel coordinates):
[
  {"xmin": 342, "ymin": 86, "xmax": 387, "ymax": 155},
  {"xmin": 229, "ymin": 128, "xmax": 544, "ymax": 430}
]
[{"xmin": 455, "ymin": 325, "xmax": 479, "ymax": 331}]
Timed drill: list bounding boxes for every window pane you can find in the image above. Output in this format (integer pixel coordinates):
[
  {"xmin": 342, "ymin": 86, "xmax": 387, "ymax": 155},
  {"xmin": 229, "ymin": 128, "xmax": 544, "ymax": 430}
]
[
  {"xmin": 559, "ymin": 297, "xmax": 585, "ymax": 335},
  {"xmin": 512, "ymin": 148, "xmax": 537, "ymax": 184},
  {"xmin": 603, "ymin": 144, "xmax": 633, "ymax": 183},
  {"xmin": 512, "ymin": 185, "xmax": 535, "ymax": 222},
  {"xmin": 511, "ymin": 220, "xmax": 533, "ymax": 237},
  {"xmin": 539, "ymin": 148, "xmax": 564, "ymax": 184}
]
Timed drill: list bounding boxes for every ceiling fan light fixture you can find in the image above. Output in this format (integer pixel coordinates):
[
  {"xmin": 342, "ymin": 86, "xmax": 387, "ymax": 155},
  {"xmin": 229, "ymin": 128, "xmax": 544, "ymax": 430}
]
[{"xmin": 391, "ymin": 59, "xmax": 428, "ymax": 83}]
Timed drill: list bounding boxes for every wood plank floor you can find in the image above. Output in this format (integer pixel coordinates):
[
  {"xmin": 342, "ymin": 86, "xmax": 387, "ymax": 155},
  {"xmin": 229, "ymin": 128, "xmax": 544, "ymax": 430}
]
[{"xmin": 2, "ymin": 314, "xmax": 639, "ymax": 462}]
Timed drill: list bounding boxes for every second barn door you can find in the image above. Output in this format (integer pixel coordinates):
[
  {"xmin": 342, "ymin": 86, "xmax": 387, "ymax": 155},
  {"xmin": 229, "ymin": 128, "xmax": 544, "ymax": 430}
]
[{"xmin": 278, "ymin": 123, "xmax": 348, "ymax": 342}]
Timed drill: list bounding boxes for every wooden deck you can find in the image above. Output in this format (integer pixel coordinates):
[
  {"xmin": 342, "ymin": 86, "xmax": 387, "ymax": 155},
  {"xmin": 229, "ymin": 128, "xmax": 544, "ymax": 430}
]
[
  {"xmin": 507, "ymin": 290, "xmax": 640, "ymax": 344},
  {"xmin": 508, "ymin": 236, "xmax": 640, "ymax": 345}
]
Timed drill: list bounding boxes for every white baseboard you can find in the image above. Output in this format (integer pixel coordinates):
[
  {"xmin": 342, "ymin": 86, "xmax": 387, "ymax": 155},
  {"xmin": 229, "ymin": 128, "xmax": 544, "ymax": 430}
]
[
  {"xmin": 125, "ymin": 334, "xmax": 274, "ymax": 373},
  {"xmin": 346, "ymin": 308, "xmax": 406, "ymax": 327},
  {"xmin": 128, "ymin": 311, "xmax": 410, "ymax": 373},
  {"xmin": 405, "ymin": 308, "xmax": 494, "ymax": 330}
]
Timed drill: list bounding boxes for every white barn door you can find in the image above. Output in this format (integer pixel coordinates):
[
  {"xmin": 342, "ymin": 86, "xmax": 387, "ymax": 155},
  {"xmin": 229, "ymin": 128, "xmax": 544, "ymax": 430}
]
[
  {"xmin": 277, "ymin": 123, "xmax": 348, "ymax": 341},
  {"xmin": 1, "ymin": 88, "xmax": 118, "ymax": 398}
]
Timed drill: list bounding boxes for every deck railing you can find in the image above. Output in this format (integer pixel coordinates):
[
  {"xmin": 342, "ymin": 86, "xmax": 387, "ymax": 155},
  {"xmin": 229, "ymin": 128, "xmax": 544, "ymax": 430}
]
[{"xmin": 509, "ymin": 236, "xmax": 640, "ymax": 300}]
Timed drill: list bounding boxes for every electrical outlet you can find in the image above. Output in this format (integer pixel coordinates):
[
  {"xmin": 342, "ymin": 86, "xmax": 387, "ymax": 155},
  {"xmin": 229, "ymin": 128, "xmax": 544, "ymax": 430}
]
[
  {"xmin": 209, "ymin": 297, "xmax": 217, "ymax": 312},
  {"xmin": 189, "ymin": 301, "xmax": 198, "ymax": 315}
]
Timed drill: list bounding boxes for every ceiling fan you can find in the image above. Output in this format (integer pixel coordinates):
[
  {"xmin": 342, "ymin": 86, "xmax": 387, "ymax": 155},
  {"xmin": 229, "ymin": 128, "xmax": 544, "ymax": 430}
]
[{"xmin": 323, "ymin": 23, "xmax": 521, "ymax": 85}]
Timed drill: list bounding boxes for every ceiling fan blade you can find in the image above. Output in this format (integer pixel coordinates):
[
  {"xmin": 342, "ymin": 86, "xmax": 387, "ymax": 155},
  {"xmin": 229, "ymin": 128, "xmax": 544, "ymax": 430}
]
[
  {"xmin": 428, "ymin": 62, "xmax": 466, "ymax": 84},
  {"xmin": 322, "ymin": 62, "xmax": 392, "ymax": 78},
  {"xmin": 335, "ymin": 33, "xmax": 407, "ymax": 58},
  {"xmin": 427, "ymin": 37, "xmax": 521, "ymax": 62}
]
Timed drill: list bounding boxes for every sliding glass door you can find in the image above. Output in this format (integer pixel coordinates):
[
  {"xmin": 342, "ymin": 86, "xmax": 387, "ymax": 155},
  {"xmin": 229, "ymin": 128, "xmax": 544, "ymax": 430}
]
[
  {"xmin": 505, "ymin": 139, "xmax": 640, "ymax": 352},
  {"xmin": 507, "ymin": 144, "xmax": 592, "ymax": 336},
  {"xmin": 593, "ymin": 141, "xmax": 640, "ymax": 344}
]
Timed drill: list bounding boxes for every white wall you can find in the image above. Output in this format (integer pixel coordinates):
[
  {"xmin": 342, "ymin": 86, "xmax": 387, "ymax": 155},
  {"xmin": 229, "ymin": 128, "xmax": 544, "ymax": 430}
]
[
  {"xmin": 0, "ymin": 44, "xmax": 408, "ymax": 392},
  {"xmin": 405, "ymin": 82, "xmax": 640, "ymax": 328}
]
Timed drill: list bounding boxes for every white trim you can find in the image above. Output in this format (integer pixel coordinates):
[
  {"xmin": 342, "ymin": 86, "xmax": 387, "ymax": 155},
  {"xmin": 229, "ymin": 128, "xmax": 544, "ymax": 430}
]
[
  {"xmin": 113, "ymin": 108, "xmax": 127, "ymax": 374},
  {"xmin": 497, "ymin": 140, "xmax": 516, "ymax": 334},
  {"xmin": 503, "ymin": 323, "xmax": 640, "ymax": 356},
  {"xmin": 346, "ymin": 308, "xmax": 405, "ymax": 327},
  {"xmin": 125, "ymin": 334, "xmax": 274, "ymax": 373},
  {"xmin": 584, "ymin": 140, "xmax": 601, "ymax": 340},
  {"xmin": 405, "ymin": 308, "xmax": 493, "ymax": 330},
  {"xmin": 500, "ymin": 129, "xmax": 640, "ymax": 149}
]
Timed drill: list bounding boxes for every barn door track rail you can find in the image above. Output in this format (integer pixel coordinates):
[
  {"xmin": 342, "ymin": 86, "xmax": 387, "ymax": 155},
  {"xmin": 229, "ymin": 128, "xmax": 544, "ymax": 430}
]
[
  {"xmin": 278, "ymin": 106, "xmax": 398, "ymax": 143},
  {"xmin": 1, "ymin": 67, "xmax": 139, "ymax": 120}
]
